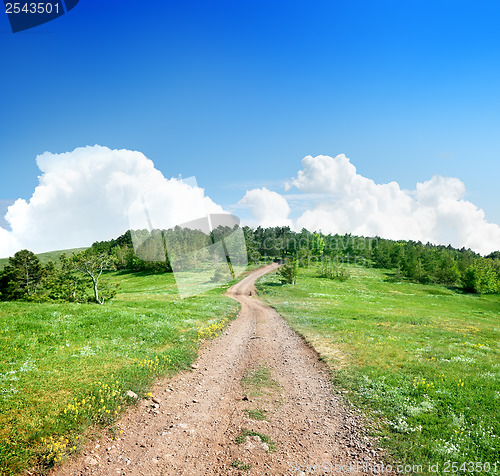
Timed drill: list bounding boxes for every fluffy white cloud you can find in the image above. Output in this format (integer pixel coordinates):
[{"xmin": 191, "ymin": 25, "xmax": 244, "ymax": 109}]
[
  {"xmin": 286, "ymin": 154, "xmax": 500, "ymax": 255},
  {"xmin": 0, "ymin": 227, "xmax": 19, "ymax": 258},
  {"xmin": 0, "ymin": 145, "xmax": 224, "ymax": 258},
  {"xmin": 3, "ymin": 148, "xmax": 499, "ymax": 259},
  {"xmin": 238, "ymin": 187, "xmax": 292, "ymax": 228}
]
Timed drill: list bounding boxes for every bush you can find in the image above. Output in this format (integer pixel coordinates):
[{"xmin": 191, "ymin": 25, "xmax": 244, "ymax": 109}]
[
  {"xmin": 278, "ymin": 258, "xmax": 297, "ymax": 284},
  {"xmin": 463, "ymin": 260, "xmax": 500, "ymax": 294},
  {"xmin": 318, "ymin": 262, "xmax": 351, "ymax": 281}
]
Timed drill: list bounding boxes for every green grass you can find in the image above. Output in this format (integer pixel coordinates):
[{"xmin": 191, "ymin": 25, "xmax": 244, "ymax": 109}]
[
  {"xmin": 257, "ymin": 265, "xmax": 500, "ymax": 470},
  {"xmin": 241, "ymin": 364, "xmax": 280, "ymax": 398},
  {"xmin": 0, "ymin": 247, "xmax": 88, "ymax": 270},
  {"xmin": 0, "ymin": 270, "xmax": 239, "ymax": 475},
  {"xmin": 243, "ymin": 408, "xmax": 268, "ymax": 421},
  {"xmin": 230, "ymin": 459, "xmax": 252, "ymax": 471},
  {"xmin": 235, "ymin": 428, "xmax": 277, "ymax": 452}
]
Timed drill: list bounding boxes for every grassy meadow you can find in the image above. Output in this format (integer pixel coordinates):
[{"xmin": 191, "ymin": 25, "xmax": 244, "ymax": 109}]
[
  {"xmin": 0, "ymin": 270, "xmax": 239, "ymax": 475},
  {"xmin": 257, "ymin": 265, "xmax": 500, "ymax": 470}
]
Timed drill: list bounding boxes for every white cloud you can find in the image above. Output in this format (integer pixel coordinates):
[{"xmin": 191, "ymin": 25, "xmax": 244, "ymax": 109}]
[
  {"xmin": 286, "ymin": 154, "xmax": 500, "ymax": 255},
  {"xmin": 238, "ymin": 187, "xmax": 292, "ymax": 228},
  {"xmin": 0, "ymin": 145, "xmax": 224, "ymax": 258},
  {"xmin": 0, "ymin": 227, "xmax": 19, "ymax": 257},
  {"xmin": 3, "ymin": 148, "xmax": 499, "ymax": 259}
]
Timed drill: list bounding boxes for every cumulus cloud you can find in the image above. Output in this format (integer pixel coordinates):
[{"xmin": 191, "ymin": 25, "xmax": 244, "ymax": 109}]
[
  {"xmin": 285, "ymin": 154, "xmax": 500, "ymax": 255},
  {"xmin": 0, "ymin": 145, "xmax": 224, "ymax": 258},
  {"xmin": 238, "ymin": 187, "xmax": 292, "ymax": 228},
  {"xmin": 3, "ymin": 148, "xmax": 499, "ymax": 258}
]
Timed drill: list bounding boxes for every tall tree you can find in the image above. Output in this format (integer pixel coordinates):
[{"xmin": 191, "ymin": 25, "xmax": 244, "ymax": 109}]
[{"xmin": 3, "ymin": 250, "xmax": 43, "ymax": 298}]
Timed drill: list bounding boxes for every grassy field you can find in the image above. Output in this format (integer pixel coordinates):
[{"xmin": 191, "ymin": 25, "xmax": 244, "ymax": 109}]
[
  {"xmin": 257, "ymin": 265, "xmax": 500, "ymax": 471},
  {"xmin": 0, "ymin": 270, "xmax": 240, "ymax": 475},
  {"xmin": 0, "ymin": 247, "xmax": 88, "ymax": 270}
]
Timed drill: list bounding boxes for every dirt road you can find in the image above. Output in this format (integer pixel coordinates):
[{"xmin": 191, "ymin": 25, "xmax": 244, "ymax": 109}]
[{"xmin": 53, "ymin": 264, "xmax": 381, "ymax": 475}]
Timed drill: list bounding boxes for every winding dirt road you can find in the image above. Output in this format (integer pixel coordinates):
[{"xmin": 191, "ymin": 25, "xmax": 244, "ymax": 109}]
[{"xmin": 53, "ymin": 264, "xmax": 381, "ymax": 475}]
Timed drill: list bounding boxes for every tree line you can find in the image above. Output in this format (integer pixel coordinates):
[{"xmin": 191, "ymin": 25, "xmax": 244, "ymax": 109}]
[
  {"xmin": 244, "ymin": 226, "xmax": 500, "ymax": 294},
  {"xmin": 1, "ymin": 226, "xmax": 499, "ymax": 302},
  {"xmin": 0, "ymin": 225, "xmax": 245, "ymax": 303}
]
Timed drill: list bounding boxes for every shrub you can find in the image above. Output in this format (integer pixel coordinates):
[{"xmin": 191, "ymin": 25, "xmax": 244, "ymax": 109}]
[{"xmin": 278, "ymin": 258, "xmax": 297, "ymax": 284}]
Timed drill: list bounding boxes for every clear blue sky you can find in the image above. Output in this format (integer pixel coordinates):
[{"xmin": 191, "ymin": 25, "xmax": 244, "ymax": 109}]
[{"xmin": 1, "ymin": 0, "xmax": 499, "ymax": 223}]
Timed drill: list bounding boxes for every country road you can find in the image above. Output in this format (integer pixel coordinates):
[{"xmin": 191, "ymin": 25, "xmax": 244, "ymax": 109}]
[{"xmin": 53, "ymin": 264, "xmax": 381, "ymax": 475}]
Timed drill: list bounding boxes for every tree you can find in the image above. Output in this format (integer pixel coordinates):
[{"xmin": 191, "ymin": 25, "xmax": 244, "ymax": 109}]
[
  {"xmin": 371, "ymin": 239, "xmax": 393, "ymax": 268},
  {"xmin": 278, "ymin": 258, "xmax": 298, "ymax": 284},
  {"xmin": 318, "ymin": 260, "xmax": 351, "ymax": 281},
  {"xmin": 111, "ymin": 244, "xmax": 136, "ymax": 270},
  {"xmin": 2, "ymin": 250, "xmax": 43, "ymax": 299},
  {"xmin": 434, "ymin": 251, "xmax": 462, "ymax": 285},
  {"xmin": 463, "ymin": 260, "xmax": 499, "ymax": 294},
  {"xmin": 243, "ymin": 226, "xmax": 262, "ymax": 264},
  {"xmin": 71, "ymin": 249, "xmax": 116, "ymax": 304},
  {"xmin": 486, "ymin": 251, "xmax": 500, "ymax": 260},
  {"xmin": 51, "ymin": 254, "xmax": 89, "ymax": 302},
  {"xmin": 312, "ymin": 233, "xmax": 325, "ymax": 256}
]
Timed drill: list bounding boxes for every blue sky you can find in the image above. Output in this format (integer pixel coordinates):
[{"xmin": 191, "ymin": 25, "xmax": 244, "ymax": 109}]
[{"xmin": 0, "ymin": 1, "xmax": 499, "ymax": 242}]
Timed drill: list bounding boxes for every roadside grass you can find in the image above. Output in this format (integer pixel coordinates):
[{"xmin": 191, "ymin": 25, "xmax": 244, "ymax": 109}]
[
  {"xmin": 0, "ymin": 270, "xmax": 239, "ymax": 475},
  {"xmin": 257, "ymin": 265, "xmax": 500, "ymax": 469}
]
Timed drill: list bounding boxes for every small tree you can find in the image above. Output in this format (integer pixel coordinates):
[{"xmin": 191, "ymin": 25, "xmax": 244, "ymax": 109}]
[
  {"xmin": 40, "ymin": 254, "xmax": 89, "ymax": 302},
  {"xmin": 312, "ymin": 232, "xmax": 325, "ymax": 256},
  {"xmin": 318, "ymin": 261, "xmax": 351, "ymax": 281},
  {"xmin": 71, "ymin": 249, "xmax": 116, "ymax": 304},
  {"xmin": 278, "ymin": 258, "xmax": 298, "ymax": 284}
]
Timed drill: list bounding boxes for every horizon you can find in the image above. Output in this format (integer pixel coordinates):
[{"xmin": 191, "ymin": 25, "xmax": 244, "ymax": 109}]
[{"xmin": 0, "ymin": 219, "xmax": 497, "ymax": 263}]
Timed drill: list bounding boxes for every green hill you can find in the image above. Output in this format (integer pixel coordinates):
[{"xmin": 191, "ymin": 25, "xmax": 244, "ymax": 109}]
[{"xmin": 0, "ymin": 247, "xmax": 88, "ymax": 270}]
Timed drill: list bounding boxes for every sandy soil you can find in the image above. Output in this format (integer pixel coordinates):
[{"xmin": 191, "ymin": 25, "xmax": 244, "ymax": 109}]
[{"xmin": 51, "ymin": 264, "xmax": 386, "ymax": 476}]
